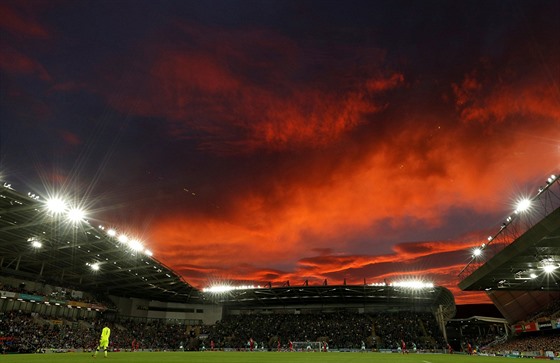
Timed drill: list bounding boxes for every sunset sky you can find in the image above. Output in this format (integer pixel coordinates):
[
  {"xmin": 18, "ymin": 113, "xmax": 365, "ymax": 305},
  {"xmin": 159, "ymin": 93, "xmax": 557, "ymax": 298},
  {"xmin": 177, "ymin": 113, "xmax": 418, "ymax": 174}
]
[{"xmin": 1, "ymin": 0, "xmax": 558, "ymax": 305}]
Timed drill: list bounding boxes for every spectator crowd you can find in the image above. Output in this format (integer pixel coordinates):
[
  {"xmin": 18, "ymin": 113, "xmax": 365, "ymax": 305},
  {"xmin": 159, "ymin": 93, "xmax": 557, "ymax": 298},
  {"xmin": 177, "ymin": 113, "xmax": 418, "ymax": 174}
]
[{"xmin": 1, "ymin": 309, "xmax": 558, "ymax": 355}]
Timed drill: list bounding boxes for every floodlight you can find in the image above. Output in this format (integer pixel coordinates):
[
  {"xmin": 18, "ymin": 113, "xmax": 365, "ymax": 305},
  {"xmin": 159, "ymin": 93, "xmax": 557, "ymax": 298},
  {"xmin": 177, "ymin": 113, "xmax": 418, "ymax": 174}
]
[
  {"xmin": 118, "ymin": 234, "xmax": 129, "ymax": 243},
  {"xmin": 391, "ymin": 281, "xmax": 434, "ymax": 289},
  {"xmin": 203, "ymin": 284, "xmax": 257, "ymax": 293},
  {"xmin": 129, "ymin": 239, "xmax": 144, "ymax": 252},
  {"xmin": 543, "ymin": 264, "xmax": 557, "ymax": 274},
  {"xmin": 31, "ymin": 240, "xmax": 42, "ymax": 248},
  {"xmin": 67, "ymin": 208, "xmax": 85, "ymax": 222},
  {"xmin": 107, "ymin": 229, "xmax": 117, "ymax": 237},
  {"xmin": 46, "ymin": 197, "xmax": 66, "ymax": 213},
  {"xmin": 530, "ymin": 273, "xmax": 537, "ymax": 279},
  {"xmin": 203, "ymin": 285, "xmax": 233, "ymax": 293},
  {"xmin": 91, "ymin": 263, "xmax": 100, "ymax": 271},
  {"xmin": 473, "ymin": 248, "xmax": 482, "ymax": 257},
  {"xmin": 144, "ymin": 249, "xmax": 153, "ymax": 257},
  {"xmin": 515, "ymin": 198, "xmax": 531, "ymax": 213}
]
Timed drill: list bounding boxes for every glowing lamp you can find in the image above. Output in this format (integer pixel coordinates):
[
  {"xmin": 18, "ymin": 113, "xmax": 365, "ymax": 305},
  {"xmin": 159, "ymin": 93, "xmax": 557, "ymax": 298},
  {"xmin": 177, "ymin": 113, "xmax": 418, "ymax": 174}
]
[
  {"xmin": 118, "ymin": 235, "xmax": 129, "ymax": 243},
  {"xmin": 129, "ymin": 239, "xmax": 144, "ymax": 252},
  {"xmin": 515, "ymin": 198, "xmax": 531, "ymax": 213},
  {"xmin": 67, "ymin": 208, "xmax": 85, "ymax": 222},
  {"xmin": 391, "ymin": 280, "xmax": 434, "ymax": 289},
  {"xmin": 46, "ymin": 198, "xmax": 66, "ymax": 213},
  {"xmin": 204, "ymin": 285, "xmax": 233, "ymax": 293}
]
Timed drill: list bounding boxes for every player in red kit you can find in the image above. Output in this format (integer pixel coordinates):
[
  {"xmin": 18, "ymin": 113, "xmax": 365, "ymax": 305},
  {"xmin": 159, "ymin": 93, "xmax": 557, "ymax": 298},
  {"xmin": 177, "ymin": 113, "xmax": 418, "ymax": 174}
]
[{"xmin": 401, "ymin": 339, "xmax": 408, "ymax": 354}]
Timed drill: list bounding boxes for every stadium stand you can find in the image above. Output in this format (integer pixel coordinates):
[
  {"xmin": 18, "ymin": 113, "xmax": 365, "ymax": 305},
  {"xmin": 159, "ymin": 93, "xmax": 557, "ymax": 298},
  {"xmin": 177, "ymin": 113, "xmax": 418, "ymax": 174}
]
[
  {"xmin": 458, "ymin": 174, "xmax": 559, "ymax": 321},
  {"xmin": 457, "ymin": 173, "xmax": 560, "ymax": 358}
]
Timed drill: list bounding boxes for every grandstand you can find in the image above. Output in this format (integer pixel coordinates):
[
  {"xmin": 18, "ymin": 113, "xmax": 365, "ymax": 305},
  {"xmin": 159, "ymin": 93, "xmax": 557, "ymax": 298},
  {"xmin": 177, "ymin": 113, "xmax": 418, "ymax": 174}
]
[
  {"xmin": 203, "ymin": 282, "xmax": 456, "ymax": 349},
  {"xmin": 445, "ymin": 310, "xmax": 509, "ymax": 353},
  {"xmin": 456, "ymin": 174, "xmax": 560, "ymax": 358},
  {"xmin": 0, "ymin": 185, "xmax": 201, "ymax": 304},
  {"xmin": 458, "ymin": 174, "xmax": 560, "ymax": 323}
]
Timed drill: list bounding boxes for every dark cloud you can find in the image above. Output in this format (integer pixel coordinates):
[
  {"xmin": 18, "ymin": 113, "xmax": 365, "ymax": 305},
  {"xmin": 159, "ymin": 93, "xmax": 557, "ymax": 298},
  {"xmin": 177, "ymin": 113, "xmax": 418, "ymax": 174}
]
[
  {"xmin": 95, "ymin": 22, "xmax": 401, "ymax": 155},
  {"xmin": 0, "ymin": 2, "xmax": 51, "ymax": 39},
  {"xmin": 0, "ymin": 46, "xmax": 51, "ymax": 81}
]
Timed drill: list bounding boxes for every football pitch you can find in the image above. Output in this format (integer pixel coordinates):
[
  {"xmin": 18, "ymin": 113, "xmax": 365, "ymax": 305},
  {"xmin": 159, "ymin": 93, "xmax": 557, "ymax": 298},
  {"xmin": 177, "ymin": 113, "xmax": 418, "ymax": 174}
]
[{"xmin": 0, "ymin": 352, "xmax": 516, "ymax": 363}]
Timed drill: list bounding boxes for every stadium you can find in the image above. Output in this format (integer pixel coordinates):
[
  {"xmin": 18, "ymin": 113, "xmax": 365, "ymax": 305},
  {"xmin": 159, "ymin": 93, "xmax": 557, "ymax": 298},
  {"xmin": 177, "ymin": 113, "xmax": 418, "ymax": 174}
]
[{"xmin": 0, "ymin": 172, "xmax": 558, "ymax": 363}]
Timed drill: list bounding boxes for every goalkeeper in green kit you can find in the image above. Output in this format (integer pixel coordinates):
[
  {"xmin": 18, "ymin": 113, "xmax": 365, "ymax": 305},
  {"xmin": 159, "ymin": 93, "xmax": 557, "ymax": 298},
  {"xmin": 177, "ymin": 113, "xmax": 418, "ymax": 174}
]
[{"xmin": 93, "ymin": 325, "xmax": 111, "ymax": 358}]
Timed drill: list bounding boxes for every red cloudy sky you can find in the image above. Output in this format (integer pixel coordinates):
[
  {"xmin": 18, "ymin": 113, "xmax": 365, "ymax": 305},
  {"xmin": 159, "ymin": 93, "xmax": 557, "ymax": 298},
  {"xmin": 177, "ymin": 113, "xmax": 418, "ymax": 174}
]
[{"xmin": 1, "ymin": 0, "xmax": 558, "ymax": 304}]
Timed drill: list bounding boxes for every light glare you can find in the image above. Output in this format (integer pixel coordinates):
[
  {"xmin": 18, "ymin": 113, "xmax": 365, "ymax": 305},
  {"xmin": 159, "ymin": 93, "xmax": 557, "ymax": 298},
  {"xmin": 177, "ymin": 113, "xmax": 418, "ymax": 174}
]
[
  {"xmin": 118, "ymin": 235, "xmax": 129, "ymax": 243},
  {"xmin": 203, "ymin": 284, "xmax": 257, "ymax": 293},
  {"xmin": 390, "ymin": 280, "xmax": 434, "ymax": 289},
  {"xmin": 129, "ymin": 239, "xmax": 144, "ymax": 252},
  {"xmin": 67, "ymin": 208, "xmax": 85, "ymax": 222},
  {"xmin": 515, "ymin": 198, "xmax": 531, "ymax": 213},
  {"xmin": 46, "ymin": 198, "xmax": 66, "ymax": 213}
]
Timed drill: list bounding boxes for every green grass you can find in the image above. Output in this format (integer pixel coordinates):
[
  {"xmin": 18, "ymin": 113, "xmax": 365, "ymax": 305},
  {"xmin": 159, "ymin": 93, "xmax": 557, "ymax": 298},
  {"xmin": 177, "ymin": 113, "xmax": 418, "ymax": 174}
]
[{"xmin": 0, "ymin": 351, "xmax": 516, "ymax": 363}]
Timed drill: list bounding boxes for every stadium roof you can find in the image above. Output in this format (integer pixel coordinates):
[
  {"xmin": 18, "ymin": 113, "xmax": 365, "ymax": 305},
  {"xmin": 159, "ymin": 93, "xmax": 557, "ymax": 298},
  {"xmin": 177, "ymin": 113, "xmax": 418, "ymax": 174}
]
[
  {"xmin": 458, "ymin": 207, "xmax": 560, "ymax": 292},
  {"xmin": 459, "ymin": 175, "xmax": 560, "ymax": 292},
  {"xmin": 457, "ymin": 175, "xmax": 559, "ymax": 323},
  {"xmin": 0, "ymin": 185, "xmax": 201, "ymax": 303},
  {"xmin": 204, "ymin": 284, "xmax": 456, "ymax": 319}
]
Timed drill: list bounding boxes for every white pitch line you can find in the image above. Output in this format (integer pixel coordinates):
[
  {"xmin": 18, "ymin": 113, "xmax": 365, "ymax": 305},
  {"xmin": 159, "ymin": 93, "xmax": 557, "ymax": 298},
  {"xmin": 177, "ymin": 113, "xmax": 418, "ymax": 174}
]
[{"xmin": 422, "ymin": 361, "xmax": 432, "ymax": 363}]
